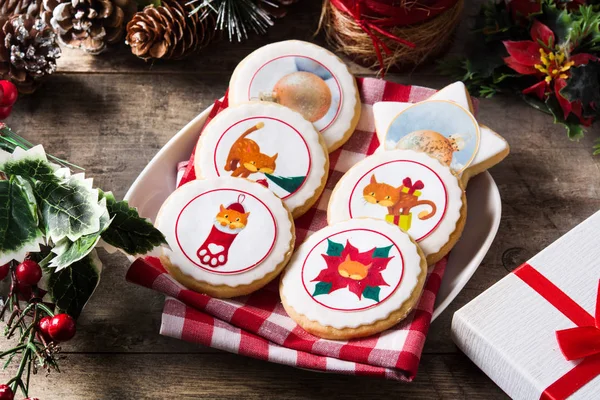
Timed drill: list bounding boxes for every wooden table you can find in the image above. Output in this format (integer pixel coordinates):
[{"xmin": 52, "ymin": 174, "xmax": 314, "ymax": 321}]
[{"xmin": 3, "ymin": 1, "xmax": 599, "ymax": 398}]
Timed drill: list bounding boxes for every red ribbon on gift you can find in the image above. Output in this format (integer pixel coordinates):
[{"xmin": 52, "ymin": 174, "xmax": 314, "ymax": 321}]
[
  {"xmin": 514, "ymin": 263, "xmax": 600, "ymax": 400},
  {"xmin": 402, "ymin": 177, "xmax": 424, "ymax": 195}
]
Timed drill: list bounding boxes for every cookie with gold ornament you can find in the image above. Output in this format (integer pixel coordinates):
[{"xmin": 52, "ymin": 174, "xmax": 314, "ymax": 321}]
[
  {"xmin": 373, "ymin": 82, "xmax": 509, "ymax": 186},
  {"xmin": 279, "ymin": 218, "xmax": 427, "ymax": 340},
  {"xmin": 228, "ymin": 40, "xmax": 361, "ymax": 152},
  {"xmin": 155, "ymin": 177, "xmax": 295, "ymax": 298},
  {"xmin": 327, "ymin": 149, "xmax": 466, "ymax": 266},
  {"xmin": 194, "ymin": 102, "xmax": 329, "ymax": 219}
]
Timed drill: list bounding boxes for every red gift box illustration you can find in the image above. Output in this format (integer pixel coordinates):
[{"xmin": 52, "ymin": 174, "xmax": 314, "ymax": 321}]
[{"xmin": 196, "ymin": 194, "xmax": 250, "ymax": 268}]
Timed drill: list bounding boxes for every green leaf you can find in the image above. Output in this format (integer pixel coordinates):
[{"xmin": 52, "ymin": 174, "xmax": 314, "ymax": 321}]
[
  {"xmin": 264, "ymin": 174, "xmax": 306, "ymax": 194},
  {"xmin": 545, "ymin": 96, "xmax": 585, "ymax": 140},
  {"xmin": 0, "ymin": 176, "xmax": 44, "ymax": 264},
  {"xmin": 47, "ymin": 249, "xmax": 102, "ymax": 319},
  {"xmin": 312, "ymin": 281, "xmax": 332, "ymax": 297},
  {"xmin": 561, "ymin": 61, "xmax": 600, "ymax": 119},
  {"xmin": 0, "ymin": 145, "xmax": 59, "ymax": 182},
  {"xmin": 49, "ymin": 198, "xmax": 111, "ymax": 271},
  {"xmin": 539, "ymin": 3, "xmax": 573, "ymax": 46},
  {"xmin": 362, "ymin": 286, "xmax": 381, "ymax": 302},
  {"xmin": 373, "ymin": 245, "xmax": 392, "ymax": 258},
  {"xmin": 325, "ymin": 239, "xmax": 344, "ymax": 257},
  {"xmin": 99, "ymin": 190, "xmax": 167, "ymax": 255},
  {"xmin": 35, "ymin": 172, "xmax": 105, "ymax": 243}
]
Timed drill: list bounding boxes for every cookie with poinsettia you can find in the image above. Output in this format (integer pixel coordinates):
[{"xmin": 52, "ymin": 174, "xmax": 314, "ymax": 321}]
[{"xmin": 280, "ymin": 219, "xmax": 427, "ymax": 340}]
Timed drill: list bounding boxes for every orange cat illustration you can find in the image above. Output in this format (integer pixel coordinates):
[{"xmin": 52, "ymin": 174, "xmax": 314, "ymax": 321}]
[
  {"xmin": 363, "ymin": 174, "xmax": 436, "ymax": 220},
  {"xmin": 215, "ymin": 204, "xmax": 250, "ymax": 231},
  {"xmin": 224, "ymin": 122, "xmax": 278, "ymax": 178}
]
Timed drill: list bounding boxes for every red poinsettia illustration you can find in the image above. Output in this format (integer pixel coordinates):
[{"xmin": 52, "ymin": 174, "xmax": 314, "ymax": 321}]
[
  {"xmin": 503, "ymin": 20, "xmax": 597, "ymax": 125},
  {"xmin": 311, "ymin": 239, "xmax": 393, "ymax": 302}
]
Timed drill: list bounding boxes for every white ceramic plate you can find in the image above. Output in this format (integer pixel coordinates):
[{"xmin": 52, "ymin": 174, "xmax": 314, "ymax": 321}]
[{"xmin": 124, "ymin": 104, "xmax": 502, "ymax": 321}]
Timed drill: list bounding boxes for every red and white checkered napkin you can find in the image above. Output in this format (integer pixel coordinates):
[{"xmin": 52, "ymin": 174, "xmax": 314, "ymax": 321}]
[{"xmin": 127, "ymin": 78, "xmax": 449, "ymax": 381}]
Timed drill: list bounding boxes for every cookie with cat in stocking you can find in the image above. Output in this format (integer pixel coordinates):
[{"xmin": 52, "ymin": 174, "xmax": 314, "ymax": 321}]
[
  {"xmin": 328, "ymin": 149, "xmax": 466, "ymax": 265},
  {"xmin": 155, "ymin": 177, "xmax": 295, "ymax": 298},
  {"xmin": 194, "ymin": 102, "xmax": 329, "ymax": 218}
]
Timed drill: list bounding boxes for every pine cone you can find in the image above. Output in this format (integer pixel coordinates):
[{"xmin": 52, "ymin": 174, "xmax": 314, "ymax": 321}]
[
  {"xmin": 258, "ymin": 0, "xmax": 299, "ymax": 18},
  {"xmin": 0, "ymin": 0, "xmax": 42, "ymax": 17},
  {"xmin": 42, "ymin": 0, "xmax": 136, "ymax": 55},
  {"xmin": 0, "ymin": 15, "xmax": 61, "ymax": 93},
  {"xmin": 125, "ymin": 0, "xmax": 214, "ymax": 60}
]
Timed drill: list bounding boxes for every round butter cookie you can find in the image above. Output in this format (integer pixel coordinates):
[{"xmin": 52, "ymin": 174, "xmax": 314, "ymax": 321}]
[
  {"xmin": 280, "ymin": 218, "xmax": 427, "ymax": 340},
  {"xmin": 328, "ymin": 149, "xmax": 466, "ymax": 265},
  {"xmin": 156, "ymin": 177, "xmax": 295, "ymax": 298},
  {"xmin": 228, "ymin": 40, "xmax": 361, "ymax": 152},
  {"xmin": 194, "ymin": 102, "xmax": 329, "ymax": 219}
]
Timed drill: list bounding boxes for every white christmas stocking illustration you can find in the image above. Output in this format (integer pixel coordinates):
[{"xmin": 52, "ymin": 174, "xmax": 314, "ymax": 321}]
[{"xmin": 196, "ymin": 194, "xmax": 248, "ymax": 268}]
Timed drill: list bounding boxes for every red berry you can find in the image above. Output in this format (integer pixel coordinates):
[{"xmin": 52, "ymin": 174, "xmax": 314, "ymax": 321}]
[
  {"xmin": 38, "ymin": 316, "xmax": 52, "ymax": 341},
  {"xmin": 0, "ymin": 81, "xmax": 18, "ymax": 106},
  {"xmin": 0, "ymin": 263, "xmax": 9, "ymax": 281},
  {"xmin": 48, "ymin": 314, "xmax": 76, "ymax": 342},
  {"xmin": 0, "ymin": 106, "xmax": 12, "ymax": 120},
  {"xmin": 0, "ymin": 384, "xmax": 13, "ymax": 400},
  {"xmin": 15, "ymin": 260, "xmax": 42, "ymax": 286}
]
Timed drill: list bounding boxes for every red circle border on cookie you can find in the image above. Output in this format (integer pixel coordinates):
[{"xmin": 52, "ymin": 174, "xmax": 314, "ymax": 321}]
[
  {"xmin": 247, "ymin": 55, "xmax": 343, "ymax": 133},
  {"xmin": 348, "ymin": 160, "xmax": 449, "ymax": 242},
  {"xmin": 300, "ymin": 228, "xmax": 405, "ymax": 312},
  {"xmin": 213, "ymin": 116, "xmax": 312, "ymax": 200},
  {"xmin": 175, "ymin": 188, "xmax": 278, "ymax": 275}
]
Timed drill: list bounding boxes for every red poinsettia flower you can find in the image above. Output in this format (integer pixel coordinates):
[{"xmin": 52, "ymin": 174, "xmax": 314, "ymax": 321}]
[
  {"xmin": 503, "ymin": 20, "xmax": 597, "ymax": 124},
  {"xmin": 507, "ymin": 0, "xmax": 541, "ymax": 21},
  {"xmin": 313, "ymin": 241, "xmax": 391, "ymax": 300}
]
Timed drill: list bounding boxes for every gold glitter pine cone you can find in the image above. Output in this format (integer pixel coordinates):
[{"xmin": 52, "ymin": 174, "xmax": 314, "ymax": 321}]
[
  {"xmin": 125, "ymin": 0, "xmax": 215, "ymax": 60},
  {"xmin": 42, "ymin": 0, "xmax": 136, "ymax": 55},
  {"xmin": 0, "ymin": 14, "xmax": 61, "ymax": 93}
]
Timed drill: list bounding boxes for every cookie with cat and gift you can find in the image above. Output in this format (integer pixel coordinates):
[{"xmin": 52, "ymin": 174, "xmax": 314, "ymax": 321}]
[{"xmin": 152, "ymin": 40, "xmax": 509, "ymax": 340}]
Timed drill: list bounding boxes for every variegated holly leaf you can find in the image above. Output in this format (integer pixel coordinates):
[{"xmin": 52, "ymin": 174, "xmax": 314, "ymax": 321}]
[
  {"xmin": 47, "ymin": 249, "xmax": 102, "ymax": 318},
  {"xmin": 49, "ymin": 197, "xmax": 111, "ymax": 271},
  {"xmin": 99, "ymin": 190, "xmax": 167, "ymax": 255},
  {"xmin": 0, "ymin": 176, "xmax": 44, "ymax": 264},
  {"xmin": 35, "ymin": 170, "xmax": 105, "ymax": 243},
  {"xmin": 0, "ymin": 145, "xmax": 60, "ymax": 182}
]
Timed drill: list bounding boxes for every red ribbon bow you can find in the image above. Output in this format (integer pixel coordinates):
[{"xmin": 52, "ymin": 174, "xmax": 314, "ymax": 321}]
[
  {"xmin": 329, "ymin": 0, "xmax": 416, "ymax": 76},
  {"xmin": 515, "ymin": 264, "xmax": 600, "ymax": 400},
  {"xmin": 402, "ymin": 177, "xmax": 424, "ymax": 194},
  {"xmin": 556, "ymin": 281, "xmax": 600, "ymax": 362}
]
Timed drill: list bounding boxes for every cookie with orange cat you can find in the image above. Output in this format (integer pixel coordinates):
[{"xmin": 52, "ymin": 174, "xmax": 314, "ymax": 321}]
[
  {"xmin": 155, "ymin": 177, "xmax": 295, "ymax": 298},
  {"xmin": 328, "ymin": 149, "xmax": 466, "ymax": 265},
  {"xmin": 194, "ymin": 102, "xmax": 329, "ymax": 219}
]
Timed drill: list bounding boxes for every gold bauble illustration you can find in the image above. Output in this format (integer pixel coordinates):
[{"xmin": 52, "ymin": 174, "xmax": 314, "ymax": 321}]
[
  {"xmin": 272, "ymin": 71, "xmax": 332, "ymax": 122},
  {"xmin": 396, "ymin": 130, "xmax": 467, "ymax": 166}
]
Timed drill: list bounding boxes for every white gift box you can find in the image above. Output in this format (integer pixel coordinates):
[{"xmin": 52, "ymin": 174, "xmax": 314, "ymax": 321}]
[{"xmin": 452, "ymin": 211, "xmax": 600, "ymax": 400}]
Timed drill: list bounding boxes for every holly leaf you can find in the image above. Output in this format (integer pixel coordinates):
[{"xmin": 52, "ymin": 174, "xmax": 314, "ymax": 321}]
[
  {"xmin": 325, "ymin": 239, "xmax": 343, "ymax": 257},
  {"xmin": 49, "ymin": 198, "xmax": 111, "ymax": 271},
  {"xmin": 0, "ymin": 145, "xmax": 59, "ymax": 183},
  {"xmin": 312, "ymin": 281, "xmax": 332, "ymax": 296},
  {"xmin": 539, "ymin": 4, "xmax": 573, "ymax": 46},
  {"xmin": 35, "ymin": 171, "xmax": 105, "ymax": 243},
  {"xmin": 561, "ymin": 61, "xmax": 600, "ymax": 119},
  {"xmin": 362, "ymin": 286, "xmax": 381, "ymax": 302},
  {"xmin": 99, "ymin": 190, "xmax": 167, "ymax": 255},
  {"xmin": 546, "ymin": 96, "xmax": 585, "ymax": 140},
  {"xmin": 47, "ymin": 249, "xmax": 102, "ymax": 319},
  {"xmin": 0, "ymin": 176, "xmax": 44, "ymax": 264},
  {"xmin": 373, "ymin": 245, "xmax": 392, "ymax": 259}
]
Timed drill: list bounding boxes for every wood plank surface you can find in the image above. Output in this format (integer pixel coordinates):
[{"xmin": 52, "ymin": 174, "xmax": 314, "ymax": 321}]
[{"xmin": 1, "ymin": 0, "xmax": 599, "ymax": 398}]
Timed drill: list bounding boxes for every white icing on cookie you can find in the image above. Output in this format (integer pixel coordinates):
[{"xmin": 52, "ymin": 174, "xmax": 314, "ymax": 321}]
[
  {"xmin": 194, "ymin": 102, "xmax": 328, "ymax": 217},
  {"xmin": 373, "ymin": 82, "xmax": 509, "ymax": 177},
  {"xmin": 156, "ymin": 178, "xmax": 293, "ymax": 287},
  {"xmin": 228, "ymin": 40, "xmax": 359, "ymax": 152},
  {"xmin": 327, "ymin": 150, "xmax": 463, "ymax": 258},
  {"xmin": 280, "ymin": 219, "xmax": 423, "ymax": 329}
]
